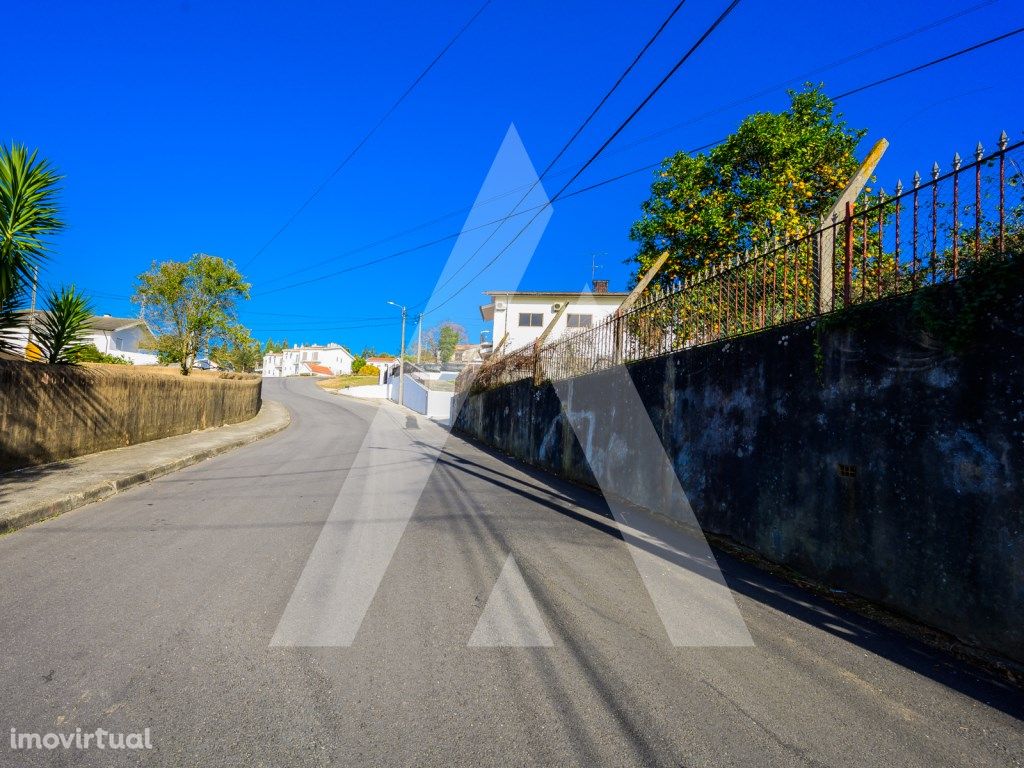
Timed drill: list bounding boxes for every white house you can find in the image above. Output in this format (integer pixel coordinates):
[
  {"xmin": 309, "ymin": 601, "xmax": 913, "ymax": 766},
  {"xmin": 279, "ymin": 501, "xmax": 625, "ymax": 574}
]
[
  {"xmin": 7, "ymin": 312, "xmax": 159, "ymax": 364},
  {"xmin": 262, "ymin": 343, "xmax": 354, "ymax": 377},
  {"xmin": 479, "ymin": 280, "xmax": 628, "ymax": 352},
  {"xmin": 83, "ymin": 315, "xmax": 159, "ymax": 364}
]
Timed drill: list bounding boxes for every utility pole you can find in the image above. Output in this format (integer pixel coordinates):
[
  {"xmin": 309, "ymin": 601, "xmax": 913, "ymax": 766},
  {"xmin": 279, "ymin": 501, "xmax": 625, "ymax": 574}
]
[
  {"xmin": 417, "ymin": 313, "xmax": 423, "ymax": 364},
  {"xmin": 25, "ymin": 267, "xmax": 39, "ymax": 350},
  {"xmin": 388, "ymin": 301, "xmax": 407, "ymax": 405}
]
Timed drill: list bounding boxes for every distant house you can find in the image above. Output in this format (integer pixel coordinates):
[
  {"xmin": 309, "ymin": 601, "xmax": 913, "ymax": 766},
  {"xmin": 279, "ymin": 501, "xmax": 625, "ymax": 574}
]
[
  {"xmin": 450, "ymin": 344, "xmax": 484, "ymax": 363},
  {"xmin": 262, "ymin": 343, "xmax": 354, "ymax": 377},
  {"xmin": 479, "ymin": 280, "xmax": 628, "ymax": 352},
  {"xmin": 8, "ymin": 312, "xmax": 158, "ymax": 364}
]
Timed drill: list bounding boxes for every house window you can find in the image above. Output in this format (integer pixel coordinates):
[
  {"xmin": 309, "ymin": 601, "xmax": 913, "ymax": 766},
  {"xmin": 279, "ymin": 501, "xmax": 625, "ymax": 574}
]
[
  {"xmin": 114, "ymin": 336, "xmax": 125, "ymax": 350},
  {"xmin": 566, "ymin": 313, "xmax": 593, "ymax": 328},
  {"xmin": 518, "ymin": 313, "xmax": 543, "ymax": 327}
]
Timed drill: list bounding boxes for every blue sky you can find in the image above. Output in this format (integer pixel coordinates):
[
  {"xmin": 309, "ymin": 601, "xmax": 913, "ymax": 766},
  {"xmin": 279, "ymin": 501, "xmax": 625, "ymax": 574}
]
[{"xmin": 7, "ymin": 0, "xmax": 1023, "ymax": 353}]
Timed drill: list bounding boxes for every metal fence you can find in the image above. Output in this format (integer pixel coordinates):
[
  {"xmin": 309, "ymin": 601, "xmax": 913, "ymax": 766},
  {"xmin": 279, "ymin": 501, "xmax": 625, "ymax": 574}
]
[{"xmin": 468, "ymin": 132, "xmax": 1024, "ymax": 393}]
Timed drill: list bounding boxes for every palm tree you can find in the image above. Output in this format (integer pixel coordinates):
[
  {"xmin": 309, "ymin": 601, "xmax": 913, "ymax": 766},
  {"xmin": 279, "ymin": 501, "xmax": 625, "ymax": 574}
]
[
  {"xmin": 0, "ymin": 144, "xmax": 64, "ymax": 353},
  {"xmin": 35, "ymin": 286, "xmax": 93, "ymax": 364}
]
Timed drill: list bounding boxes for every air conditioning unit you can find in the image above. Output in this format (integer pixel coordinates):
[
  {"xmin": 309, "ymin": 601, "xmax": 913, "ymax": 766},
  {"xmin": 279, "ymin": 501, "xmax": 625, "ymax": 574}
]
[
  {"xmin": 494, "ymin": 301, "xmax": 506, "ymax": 310},
  {"xmin": 551, "ymin": 302, "xmax": 563, "ymax": 311}
]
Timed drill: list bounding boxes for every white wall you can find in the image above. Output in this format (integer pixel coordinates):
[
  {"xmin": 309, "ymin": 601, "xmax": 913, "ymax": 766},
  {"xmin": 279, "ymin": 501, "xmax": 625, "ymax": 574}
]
[
  {"xmin": 388, "ymin": 374, "xmax": 453, "ymax": 421},
  {"xmin": 262, "ymin": 345, "xmax": 353, "ymax": 377},
  {"xmin": 490, "ymin": 294, "xmax": 624, "ymax": 351}
]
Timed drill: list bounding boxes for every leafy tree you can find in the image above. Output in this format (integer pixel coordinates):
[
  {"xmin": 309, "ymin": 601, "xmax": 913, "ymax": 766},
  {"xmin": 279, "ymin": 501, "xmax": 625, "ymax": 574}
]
[
  {"xmin": 422, "ymin": 321, "xmax": 467, "ymax": 363},
  {"xmin": 210, "ymin": 325, "xmax": 262, "ymax": 372},
  {"xmin": 35, "ymin": 286, "xmax": 92, "ymax": 364},
  {"xmin": 351, "ymin": 355, "xmax": 366, "ymax": 373},
  {"xmin": 360, "ymin": 345, "xmax": 377, "ymax": 358},
  {"xmin": 133, "ymin": 253, "xmax": 250, "ymax": 375},
  {"xmin": 0, "ymin": 145, "xmax": 64, "ymax": 352},
  {"xmin": 438, "ymin": 322, "xmax": 466, "ymax": 363},
  {"xmin": 629, "ymin": 86, "xmax": 865, "ymax": 284}
]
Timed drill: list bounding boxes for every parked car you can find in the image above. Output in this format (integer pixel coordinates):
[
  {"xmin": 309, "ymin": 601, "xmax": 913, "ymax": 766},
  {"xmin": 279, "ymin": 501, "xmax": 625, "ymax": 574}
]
[{"xmin": 192, "ymin": 359, "xmax": 213, "ymax": 370}]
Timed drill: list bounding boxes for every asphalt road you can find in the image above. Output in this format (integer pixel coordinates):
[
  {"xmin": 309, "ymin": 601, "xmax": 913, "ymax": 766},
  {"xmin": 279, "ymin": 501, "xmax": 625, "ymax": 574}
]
[{"xmin": 0, "ymin": 377, "xmax": 1020, "ymax": 767}]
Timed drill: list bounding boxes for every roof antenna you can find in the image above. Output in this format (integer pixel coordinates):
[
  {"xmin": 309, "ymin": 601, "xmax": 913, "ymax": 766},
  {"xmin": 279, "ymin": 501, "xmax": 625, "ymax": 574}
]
[{"xmin": 591, "ymin": 252, "xmax": 605, "ymax": 282}]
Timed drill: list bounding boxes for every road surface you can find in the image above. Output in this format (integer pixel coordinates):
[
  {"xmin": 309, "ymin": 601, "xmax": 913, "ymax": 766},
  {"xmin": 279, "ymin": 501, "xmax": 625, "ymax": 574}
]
[{"xmin": 0, "ymin": 377, "xmax": 1020, "ymax": 767}]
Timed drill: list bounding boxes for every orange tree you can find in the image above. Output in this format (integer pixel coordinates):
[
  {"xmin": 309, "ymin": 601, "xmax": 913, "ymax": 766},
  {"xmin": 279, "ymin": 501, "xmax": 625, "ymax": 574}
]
[{"xmin": 629, "ymin": 85, "xmax": 865, "ymax": 285}]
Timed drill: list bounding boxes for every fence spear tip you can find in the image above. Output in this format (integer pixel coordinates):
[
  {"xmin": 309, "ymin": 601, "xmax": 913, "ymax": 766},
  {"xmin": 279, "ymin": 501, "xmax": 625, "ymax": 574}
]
[
  {"xmin": 975, "ymin": 142, "xmax": 984, "ymax": 161},
  {"xmin": 932, "ymin": 161, "xmax": 940, "ymax": 179},
  {"xmin": 953, "ymin": 152, "xmax": 962, "ymax": 170},
  {"xmin": 913, "ymin": 170, "xmax": 921, "ymax": 187},
  {"xmin": 999, "ymin": 130, "xmax": 1008, "ymax": 150}
]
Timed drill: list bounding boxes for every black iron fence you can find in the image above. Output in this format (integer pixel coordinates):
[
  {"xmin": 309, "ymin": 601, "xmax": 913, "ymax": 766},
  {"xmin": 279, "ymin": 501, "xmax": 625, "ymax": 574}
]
[{"xmin": 467, "ymin": 132, "xmax": 1024, "ymax": 393}]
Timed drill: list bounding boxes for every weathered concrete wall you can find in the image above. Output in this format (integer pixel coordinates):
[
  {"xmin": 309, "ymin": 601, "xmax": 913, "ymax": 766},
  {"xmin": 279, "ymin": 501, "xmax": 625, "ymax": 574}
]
[
  {"xmin": 0, "ymin": 362, "xmax": 262, "ymax": 471},
  {"xmin": 455, "ymin": 284, "xmax": 1024, "ymax": 665}
]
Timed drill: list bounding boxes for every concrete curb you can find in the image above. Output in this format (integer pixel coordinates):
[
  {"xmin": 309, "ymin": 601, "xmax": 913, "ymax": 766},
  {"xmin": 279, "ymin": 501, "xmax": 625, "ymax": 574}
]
[{"xmin": 0, "ymin": 400, "xmax": 291, "ymax": 535}]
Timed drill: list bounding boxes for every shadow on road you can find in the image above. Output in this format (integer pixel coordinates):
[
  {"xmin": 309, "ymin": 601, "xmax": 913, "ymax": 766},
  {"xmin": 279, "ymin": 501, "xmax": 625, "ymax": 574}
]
[{"xmin": 436, "ymin": 430, "xmax": 1024, "ymax": 721}]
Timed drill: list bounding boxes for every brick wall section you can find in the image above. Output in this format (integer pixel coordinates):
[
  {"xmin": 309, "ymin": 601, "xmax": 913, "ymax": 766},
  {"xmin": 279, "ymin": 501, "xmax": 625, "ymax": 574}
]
[{"xmin": 0, "ymin": 362, "xmax": 262, "ymax": 471}]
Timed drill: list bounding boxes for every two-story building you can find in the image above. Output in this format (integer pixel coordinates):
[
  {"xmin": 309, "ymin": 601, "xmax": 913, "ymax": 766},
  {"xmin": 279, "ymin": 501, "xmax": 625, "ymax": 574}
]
[
  {"xmin": 478, "ymin": 280, "xmax": 628, "ymax": 352},
  {"xmin": 262, "ymin": 343, "xmax": 354, "ymax": 377}
]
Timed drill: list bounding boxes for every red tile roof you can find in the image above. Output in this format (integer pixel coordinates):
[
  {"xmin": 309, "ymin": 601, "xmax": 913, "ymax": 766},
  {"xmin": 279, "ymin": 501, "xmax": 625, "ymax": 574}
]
[{"xmin": 306, "ymin": 363, "xmax": 334, "ymax": 376}]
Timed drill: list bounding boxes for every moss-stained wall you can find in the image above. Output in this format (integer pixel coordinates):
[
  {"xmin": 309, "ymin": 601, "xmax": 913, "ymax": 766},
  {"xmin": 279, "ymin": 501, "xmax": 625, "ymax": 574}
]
[
  {"xmin": 0, "ymin": 362, "xmax": 262, "ymax": 471},
  {"xmin": 455, "ymin": 282, "xmax": 1024, "ymax": 665}
]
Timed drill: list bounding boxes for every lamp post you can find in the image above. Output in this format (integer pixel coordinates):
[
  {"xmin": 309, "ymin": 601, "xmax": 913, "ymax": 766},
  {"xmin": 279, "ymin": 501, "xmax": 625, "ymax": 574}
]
[{"xmin": 387, "ymin": 300, "xmax": 407, "ymax": 405}]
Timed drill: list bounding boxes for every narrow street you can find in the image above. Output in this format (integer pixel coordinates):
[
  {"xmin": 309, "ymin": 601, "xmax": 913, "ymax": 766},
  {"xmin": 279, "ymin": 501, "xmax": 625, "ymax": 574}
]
[{"xmin": 0, "ymin": 377, "xmax": 1020, "ymax": 767}]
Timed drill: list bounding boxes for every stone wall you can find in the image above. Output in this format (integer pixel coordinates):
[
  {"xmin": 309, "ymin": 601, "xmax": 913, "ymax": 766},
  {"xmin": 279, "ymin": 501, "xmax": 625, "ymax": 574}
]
[{"xmin": 455, "ymin": 280, "xmax": 1024, "ymax": 665}]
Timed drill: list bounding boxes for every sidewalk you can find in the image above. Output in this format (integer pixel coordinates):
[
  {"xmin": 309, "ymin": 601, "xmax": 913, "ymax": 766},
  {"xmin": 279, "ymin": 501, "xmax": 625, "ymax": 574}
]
[{"xmin": 0, "ymin": 400, "xmax": 291, "ymax": 535}]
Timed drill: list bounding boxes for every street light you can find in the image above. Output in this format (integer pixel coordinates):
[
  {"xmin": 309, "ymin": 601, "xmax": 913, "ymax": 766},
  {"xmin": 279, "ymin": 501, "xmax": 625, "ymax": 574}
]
[{"xmin": 387, "ymin": 301, "xmax": 407, "ymax": 405}]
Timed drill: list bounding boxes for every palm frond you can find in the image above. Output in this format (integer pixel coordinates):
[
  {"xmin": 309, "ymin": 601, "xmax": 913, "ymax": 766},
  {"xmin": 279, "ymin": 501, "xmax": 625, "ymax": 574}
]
[
  {"xmin": 0, "ymin": 144, "xmax": 64, "ymax": 302},
  {"xmin": 35, "ymin": 286, "xmax": 93, "ymax": 364}
]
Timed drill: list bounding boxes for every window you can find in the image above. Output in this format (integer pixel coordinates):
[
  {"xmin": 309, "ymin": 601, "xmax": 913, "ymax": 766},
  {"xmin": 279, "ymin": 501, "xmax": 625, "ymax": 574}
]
[
  {"xmin": 518, "ymin": 313, "xmax": 544, "ymax": 327},
  {"xmin": 566, "ymin": 313, "xmax": 593, "ymax": 328}
]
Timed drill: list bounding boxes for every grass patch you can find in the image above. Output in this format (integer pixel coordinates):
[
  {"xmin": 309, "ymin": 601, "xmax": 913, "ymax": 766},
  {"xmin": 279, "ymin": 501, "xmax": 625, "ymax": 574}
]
[{"xmin": 316, "ymin": 374, "xmax": 380, "ymax": 391}]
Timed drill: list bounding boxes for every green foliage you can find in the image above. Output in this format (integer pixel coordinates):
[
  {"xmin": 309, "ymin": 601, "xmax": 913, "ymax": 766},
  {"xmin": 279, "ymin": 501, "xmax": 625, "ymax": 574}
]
[
  {"xmin": 133, "ymin": 253, "xmax": 250, "ymax": 375},
  {"xmin": 423, "ymin": 321, "xmax": 467, "ymax": 363},
  {"xmin": 209, "ymin": 325, "xmax": 263, "ymax": 372},
  {"xmin": 360, "ymin": 345, "xmax": 377, "ymax": 357},
  {"xmin": 0, "ymin": 144, "xmax": 64, "ymax": 351},
  {"xmin": 352, "ymin": 355, "xmax": 366, "ymax": 373},
  {"xmin": 360, "ymin": 363, "xmax": 380, "ymax": 377},
  {"xmin": 912, "ymin": 251, "xmax": 1024, "ymax": 353},
  {"xmin": 438, "ymin": 323, "xmax": 465, "ymax": 363},
  {"xmin": 35, "ymin": 286, "xmax": 93, "ymax": 364},
  {"xmin": 629, "ymin": 85, "xmax": 865, "ymax": 284},
  {"xmin": 74, "ymin": 345, "xmax": 133, "ymax": 365}
]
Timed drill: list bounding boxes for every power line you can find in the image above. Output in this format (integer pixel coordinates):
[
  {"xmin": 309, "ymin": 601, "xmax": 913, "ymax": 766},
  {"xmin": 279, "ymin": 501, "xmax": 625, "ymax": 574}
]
[
  {"xmin": 415, "ymin": 20, "xmax": 1024, "ymax": 319},
  {"xmin": 251, "ymin": 20, "xmax": 1023, "ymax": 305},
  {"xmin": 428, "ymin": 0, "xmax": 691, "ymax": 297},
  {"xmin": 834, "ymin": 24, "xmax": 1024, "ymax": 99},
  {"xmin": 420, "ymin": 0, "xmax": 745, "ymax": 317},
  {"xmin": 240, "ymin": 0, "xmax": 494, "ymax": 270}
]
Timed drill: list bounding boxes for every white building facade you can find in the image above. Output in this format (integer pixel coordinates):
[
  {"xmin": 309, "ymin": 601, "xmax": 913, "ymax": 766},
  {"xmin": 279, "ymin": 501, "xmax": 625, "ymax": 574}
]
[
  {"xmin": 479, "ymin": 281, "xmax": 628, "ymax": 352},
  {"xmin": 5, "ymin": 312, "xmax": 159, "ymax": 364},
  {"xmin": 262, "ymin": 343, "xmax": 354, "ymax": 377}
]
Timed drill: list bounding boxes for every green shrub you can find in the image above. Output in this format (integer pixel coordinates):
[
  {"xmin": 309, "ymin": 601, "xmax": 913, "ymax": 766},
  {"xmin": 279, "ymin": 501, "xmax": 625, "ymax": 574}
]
[
  {"xmin": 75, "ymin": 346, "xmax": 133, "ymax": 365},
  {"xmin": 352, "ymin": 355, "xmax": 366, "ymax": 373}
]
